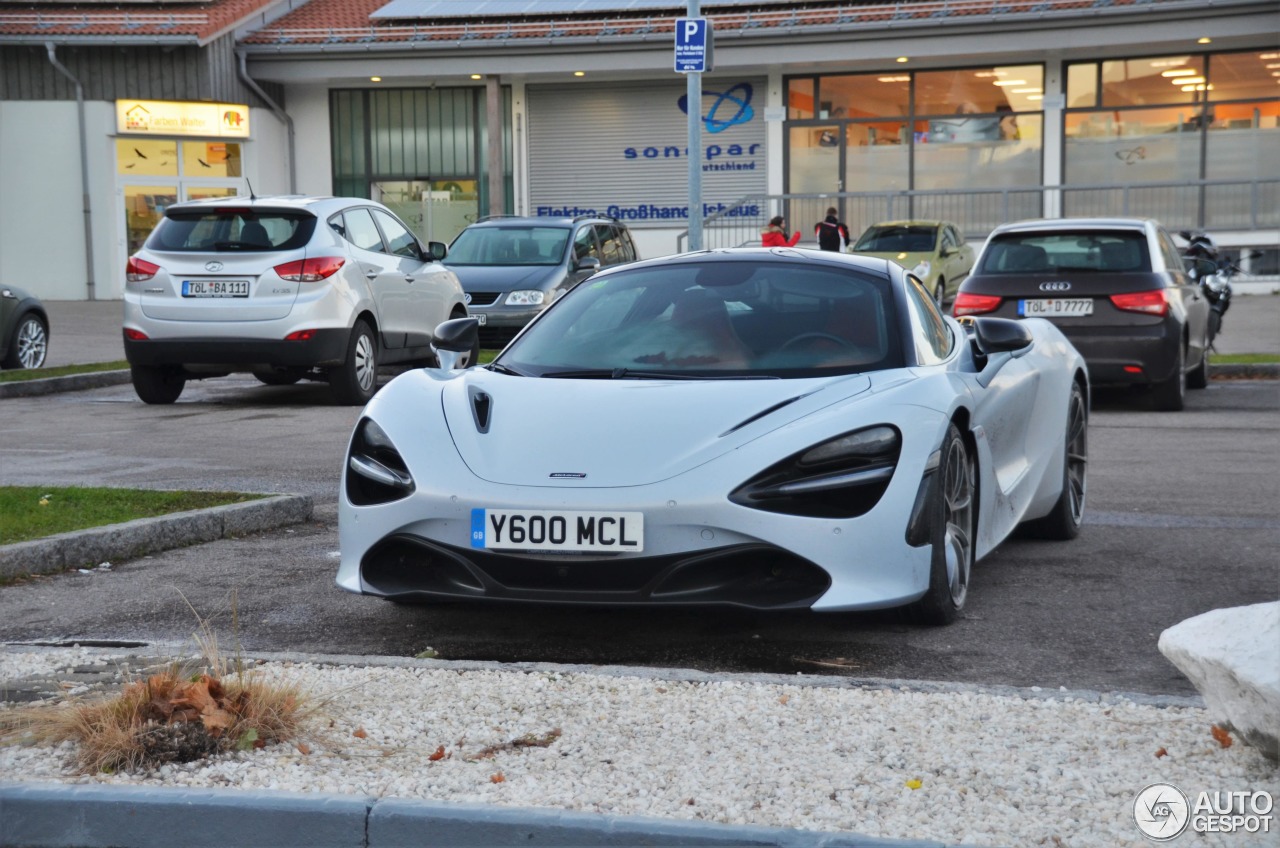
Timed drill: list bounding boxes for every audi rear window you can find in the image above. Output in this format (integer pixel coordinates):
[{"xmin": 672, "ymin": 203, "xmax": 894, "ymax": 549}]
[
  {"xmin": 146, "ymin": 210, "xmax": 317, "ymax": 252},
  {"xmin": 980, "ymin": 231, "xmax": 1151, "ymax": 274}
]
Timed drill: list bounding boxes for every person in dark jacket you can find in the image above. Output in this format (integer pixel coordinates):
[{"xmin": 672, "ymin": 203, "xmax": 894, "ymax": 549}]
[
  {"xmin": 814, "ymin": 207, "xmax": 850, "ymax": 252},
  {"xmin": 761, "ymin": 215, "xmax": 801, "ymax": 248}
]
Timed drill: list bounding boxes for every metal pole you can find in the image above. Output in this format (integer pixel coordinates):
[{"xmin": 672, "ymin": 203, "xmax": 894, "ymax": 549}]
[
  {"xmin": 686, "ymin": 0, "xmax": 702, "ymax": 252},
  {"xmin": 487, "ymin": 75, "xmax": 504, "ymax": 217},
  {"xmin": 46, "ymin": 43, "xmax": 95, "ymax": 300}
]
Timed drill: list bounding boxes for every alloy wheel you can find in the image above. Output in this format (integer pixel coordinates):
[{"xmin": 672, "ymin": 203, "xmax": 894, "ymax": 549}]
[
  {"xmin": 354, "ymin": 333, "xmax": 376, "ymax": 392},
  {"xmin": 1065, "ymin": 389, "xmax": 1088, "ymax": 524},
  {"xmin": 16, "ymin": 318, "xmax": 47, "ymax": 369},
  {"xmin": 943, "ymin": 437, "xmax": 975, "ymax": 607}
]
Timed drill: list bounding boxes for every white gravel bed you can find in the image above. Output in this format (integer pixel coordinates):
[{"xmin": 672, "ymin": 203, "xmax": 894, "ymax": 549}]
[{"xmin": 2, "ymin": 650, "xmax": 1277, "ymax": 847}]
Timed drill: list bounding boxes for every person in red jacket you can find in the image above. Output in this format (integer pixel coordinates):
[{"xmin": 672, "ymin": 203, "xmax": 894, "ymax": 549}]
[{"xmin": 761, "ymin": 216, "xmax": 801, "ymax": 247}]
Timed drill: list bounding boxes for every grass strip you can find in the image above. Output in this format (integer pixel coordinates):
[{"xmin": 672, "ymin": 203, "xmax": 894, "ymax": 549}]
[
  {"xmin": 0, "ymin": 361, "xmax": 129, "ymax": 383},
  {"xmin": 1214, "ymin": 353, "xmax": 1280, "ymax": 364},
  {"xmin": 0, "ymin": 486, "xmax": 265, "ymax": 545}
]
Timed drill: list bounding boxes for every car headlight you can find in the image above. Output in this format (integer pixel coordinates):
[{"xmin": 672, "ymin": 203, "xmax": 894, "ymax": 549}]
[
  {"xmin": 911, "ymin": 260, "xmax": 932, "ymax": 278},
  {"xmin": 730, "ymin": 425, "xmax": 901, "ymax": 518},
  {"xmin": 346, "ymin": 418, "xmax": 414, "ymax": 506},
  {"xmin": 505, "ymin": 290, "xmax": 546, "ymax": 306}
]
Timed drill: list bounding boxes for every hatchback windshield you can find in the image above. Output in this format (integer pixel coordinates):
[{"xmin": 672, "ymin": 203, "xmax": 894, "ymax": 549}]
[
  {"xmin": 854, "ymin": 226, "xmax": 937, "ymax": 253},
  {"xmin": 498, "ymin": 260, "xmax": 903, "ymax": 378},
  {"xmin": 979, "ymin": 231, "xmax": 1151, "ymax": 274},
  {"xmin": 146, "ymin": 210, "xmax": 316, "ymax": 252},
  {"xmin": 446, "ymin": 226, "xmax": 570, "ymax": 266}
]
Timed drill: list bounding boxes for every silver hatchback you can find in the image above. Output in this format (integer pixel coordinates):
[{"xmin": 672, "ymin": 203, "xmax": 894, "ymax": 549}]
[{"xmin": 124, "ymin": 196, "xmax": 469, "ymax": 405}]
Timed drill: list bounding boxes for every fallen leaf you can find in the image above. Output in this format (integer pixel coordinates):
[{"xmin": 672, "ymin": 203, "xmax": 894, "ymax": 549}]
[
  {"xmin": 905, "ymin": 779, "xmax": 923, "ymax": 790},
  {"xmin": 1155, "ymin": 747, "xmax": 1168, "ymax": 758},
  {"xmin": 1211, "ymin": 725, "xmax": 1233, "ymax": 748},
  {"xmin": 779, "ymin": 695, "xmax": 790, "ymax": 705},
  {"xmin": 490, "ymin": 772, "xmax": 505, "ymax": 783},
  {"xmin": 353, "ymin": 728, "xmax": 368, "ymax": 739},
  {"xmin": 428, "ymin": 745, "xmax": 447, "ymax": 761},
  {"xmin": 296, "ymin": 742, "xmax": 312, "ymax": 755}
]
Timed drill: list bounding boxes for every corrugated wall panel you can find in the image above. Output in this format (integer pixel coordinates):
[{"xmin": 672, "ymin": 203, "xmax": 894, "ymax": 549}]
[
  {"xmin": 1, "ymin": 38, "xmax": 280, "ymax": 107},
  {"xmin": 527, "ymin": 78, "xmax": 766, "ymax": 226}
]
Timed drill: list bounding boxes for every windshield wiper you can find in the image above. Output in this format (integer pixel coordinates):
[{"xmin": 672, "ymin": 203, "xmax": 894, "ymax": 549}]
[
  {"xmin": 485, "ymin": 362, "xmax": 526, "ymax": 377},
  {"xmin": 541, "ymin": 368, "xmax": 775, "ymax": 381}
]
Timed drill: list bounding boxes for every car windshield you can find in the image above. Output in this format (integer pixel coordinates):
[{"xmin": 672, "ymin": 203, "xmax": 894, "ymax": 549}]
[
  {"xmin": 979, "ymin": 231, "xmax": 1151, "ymax": 274},
  {"xmin": 497, "ymin": 259, "xmax": 904, "ymax": 379},
  {"xmin": 854, "ymin": 226, "xmax": 937, "ymax": 253},
  {"xmin": 146, "ymin": 210, "xmax": 316, "ymax": 252},
  {"xmin": 446, "ymin": 226, "xmax": 570, "ymax": 266}
]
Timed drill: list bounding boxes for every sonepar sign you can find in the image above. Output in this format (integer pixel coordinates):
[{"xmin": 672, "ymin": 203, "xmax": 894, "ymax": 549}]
[{"xmin": 527, "ymin": 79, "xmax": 765, "ymax": 226}]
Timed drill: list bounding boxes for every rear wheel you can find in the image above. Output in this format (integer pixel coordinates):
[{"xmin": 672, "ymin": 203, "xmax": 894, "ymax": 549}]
[
  {"xmin": 1151, "ymin": 343, "xmax": 1186, "ymax": 411},
  {"xmin": 253, "ymin": 368, "xmax": 305, "ymax": 386},
  {"xmin": 1187, "ymin": 348, "xmax": 1209, "ymax": 390},
  {"xmin": 131, "ymin": 364, "xmax": 185, "ymax": 404},
  {"xmin": 1021, "ymin": 380, "xmax": 1087, "ymax": 540},
  {"xmin": 329, "ymin": 319, "xmax": 377, "ymax": 406},
  {"xmin": 3, "ymin": 313, "xmax": 48, "ymax": 369},
  {"xmin": 906, "ymin": 424, "xmax": 975, "ymax": 626},
  {"xmin": 933, "ymin": 278, "xmax": 946, "ymax": 306}
]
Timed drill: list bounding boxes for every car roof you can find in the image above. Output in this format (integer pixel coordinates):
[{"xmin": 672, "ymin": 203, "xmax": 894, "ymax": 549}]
[
  {"xmin": 603, "ymin": 246, "xmax": 896, "ymax": 277},
  {"xmin": 861, "ymin": 220, "xmax": 950, "ymax": 229},
  {"xmin": 988, "ymin": 217, "xmax": 1156, "ymax": 235},
  {"xmin": 162, "ymin": 195, "xmax": 371, "ymax": 215},
  {"xmin": 463, "ymin": 215, "xmax": 619, "ymax": 228}
]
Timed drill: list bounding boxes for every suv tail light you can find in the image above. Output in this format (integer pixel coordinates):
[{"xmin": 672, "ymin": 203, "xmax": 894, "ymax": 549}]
[
  {"xmin": 1110, "ymin": 289, "xmax": 1168, "ymax": 316},
  {"xmin": 274, "ymin": 257, "xmax": 345, "ymax": 282},
  {"xmin": 126, "ymin": 257, "xmax": 160, "ymax": 282},
  {"xmin": 953, "ymin": 292, "xmax": 1003, "ymax": 316}
]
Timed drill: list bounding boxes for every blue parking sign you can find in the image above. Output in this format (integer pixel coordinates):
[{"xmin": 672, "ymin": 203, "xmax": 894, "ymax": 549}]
[{"xmin": 674, "ymin": 17, "xmax": 713, "ymax": 73}]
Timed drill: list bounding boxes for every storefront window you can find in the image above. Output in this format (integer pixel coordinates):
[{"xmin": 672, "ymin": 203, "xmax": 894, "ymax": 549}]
[
  {"xmin": 1066, "ymin": 63, "xmax": 1099, "ymax": 108},
  {"xmin": 787, "ymin": 78, "xmax": 815, "ymax": 120},
  {"xmin": 915, "ymin": 66, "xmax": 1043, "ymax": 116},
  {"xmin": 821, "ymin": 73, "xmax": 908, "ymax": 119},
  {"xmin": 789, "ymin": 125, "xmax": 840, "ymax": 193},
  {"xmin": 917, "ymin": 114, "xmax": 1043, "ymax": 190},
  {"xmin": 375, "ymin": 179, "xmax": 480, "ymax": 245},
  {"xmin": 117, "ymin": 139, "xmax": 178, "ymax": 177},
  {"xmin": 123, "ymin": 186, "xmax": 177, "ymax": 254},
  {"xmin": 1209, "ymin": 51, "xmax": 1280, "ymax": 101},
  {"xmin": 844, "ymin": 121, "xmax": 909, "ymax": 192},
  {"xmin": 1099, "ymin": 55, "xmax": 1205, "ymax": 107},
  {"xmin": 181, "ymin": 141, "xmax": 242, "ymax": 178},
  {"xmin": 116, "ymin": 139, "xmax": 243, "ymax": 254}
]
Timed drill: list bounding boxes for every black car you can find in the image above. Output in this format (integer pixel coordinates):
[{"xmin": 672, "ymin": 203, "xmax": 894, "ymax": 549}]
[
  {"xmin": 1, "ymin": 285, "xmax": 49, "ymax": 370},
  {"xmin": 443, "ymin": 215, "xmax": 639, "ymax": 348},
  {"xmin": 953, "ymin": 218, "xmax": 1211, "ymax": 411}
]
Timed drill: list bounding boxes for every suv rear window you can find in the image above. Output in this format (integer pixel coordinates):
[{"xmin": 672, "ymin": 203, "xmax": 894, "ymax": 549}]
[
  {"xmin": 146, "ymin": 210, "xmax": 317, "ymax": 252},
  {"xmin": 980, "ymin": 231, "xmax": 1150, "ymax": 274}
]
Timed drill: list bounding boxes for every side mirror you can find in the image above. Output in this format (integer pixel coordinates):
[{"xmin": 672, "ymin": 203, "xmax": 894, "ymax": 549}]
[
  {"xmin": 970, "ymin": 316, "xmax": 1034, "ymax": 355},
  {"xmin": 432, "ymin": 316, "xmax": 479, "ymax": 370},
  {"xmin": 575, "ymin": 256, "xmax": 602, "ymax": 274},
  {"xmin": 426, "ymin": 241, "xmax": 449, "ymax": 261},
  {"xmin": 940, "ymin": 246, "xmax": 956, "ymax": 257}
]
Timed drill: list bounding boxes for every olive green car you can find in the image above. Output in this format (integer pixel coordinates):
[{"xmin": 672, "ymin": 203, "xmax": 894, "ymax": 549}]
[
  {"xmin": 1, "ymin": 285, "xmax": 49, "ymax": 369},
  {"xmin": 849, "ymin": 220, "xmax": 976, "ymax": 305}
]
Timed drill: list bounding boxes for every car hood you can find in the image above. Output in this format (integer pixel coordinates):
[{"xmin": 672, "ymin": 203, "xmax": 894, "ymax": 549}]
[
  {"xmin": 436, "ymin": 369, "xmax": 874, "ymax": 487},
  {"xmin": 851, "ymin": 250, "xmax": 933, "ymax": 269},
  {"xmin": 443, "ymin": 264, "xmax": 558, "ymax": 293}
]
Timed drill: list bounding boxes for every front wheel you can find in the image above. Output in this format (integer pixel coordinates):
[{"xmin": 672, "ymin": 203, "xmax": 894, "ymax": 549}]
[
  {"xmin": 933, "ymin": 278, "xmax": 946, "ymax": 306},
  {"xmin": 329, "ymin": 319, "xmax": 378, "ymax": 406},
  {"xmin": 906, "ymin": 423, "xmax": 975, "ymax": 626},
  {"xmin": 131, "ymin": 364, "xmax": 185, "ymax": 404},
  {"xmin": 3, "ymin": 313, "xmax": 48, "ymax": 369},
  {"xmin": 1187, "ymin": 347, "xmax": 1208, "ymax": 390}
]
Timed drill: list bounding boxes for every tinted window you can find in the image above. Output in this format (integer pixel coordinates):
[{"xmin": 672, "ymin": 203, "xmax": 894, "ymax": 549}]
[
  {"xmin": 979, "ymin": 230, "xmax": 1151, "ymax": 273},
  {"xmin": 1156, "ymin": 230, "xmax": 1186, "ymax": 277},
  {"xmin": 573, "ymin": 226, "xmax": 600, "ymax": 262},
  {"xmin": 372, "ymin": 209, "xmax": 421, "ymax": 259},
  {"xmin": 499, "ymin": 260, "xmax": 904, "ymax": 378},
  {"xmin": 445, "ymin": 226, "xmax": 569, "ymax": 266},
  {"xmin": 147, "ymin": 210, "xmax": 315, "ymax": 252},
  {"xmin": 854, "ymin": 225, "xmax": 938, "ymax": 253},
  {"xmin": 343, "ymin": 209, "xmax": 385, "ymax": 253}
]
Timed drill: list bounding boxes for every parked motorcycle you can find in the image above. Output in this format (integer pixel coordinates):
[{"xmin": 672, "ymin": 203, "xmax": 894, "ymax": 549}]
[{"xmin": 1180, "ymin": 230, "xmax": 1233, "ymax": 349}]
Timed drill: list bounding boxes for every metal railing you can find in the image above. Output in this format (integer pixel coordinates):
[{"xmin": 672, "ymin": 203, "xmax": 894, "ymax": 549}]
[{"xmin": 675, "ymin": 179, "xmax": 1280, "ymax": 252}]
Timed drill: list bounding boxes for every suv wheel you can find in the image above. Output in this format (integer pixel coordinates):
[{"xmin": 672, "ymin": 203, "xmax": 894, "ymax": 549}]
[
  {"xmin": 131, "ymin": 364, "xmax": 186, "ymax": 404},
  {"xmin": 330, "ymin": 319, "xmax": 377, "ymax": 406},
  {"xmin": 3, "ymin": 312, "xmax": 48, "ymax": 369}
]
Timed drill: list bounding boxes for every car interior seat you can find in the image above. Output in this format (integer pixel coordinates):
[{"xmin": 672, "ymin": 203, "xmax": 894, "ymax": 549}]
[
  {"xmin": 1100, "ymin": 240, "xmax": 1142, "ymax": 271},
  {"xmin": 239, "ymin": 221, "xmax": 271, "ymax": 247},
  {"xmin": 669, "ymin": 288, "xmax": 752, "ymax": 368},
  {"xmin": 993, "ymin": 243, "xmax": 1048, "ymax": 272}
]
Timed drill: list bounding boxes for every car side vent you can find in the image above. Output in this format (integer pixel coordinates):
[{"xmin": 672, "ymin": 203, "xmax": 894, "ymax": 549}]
[
  {"xmin": 720, "ymin": 395, "xmax": 807, "ymax": 437},
  {"xmin": 470, "ymin": 387, "xmax": 493, "ymax": 433}
]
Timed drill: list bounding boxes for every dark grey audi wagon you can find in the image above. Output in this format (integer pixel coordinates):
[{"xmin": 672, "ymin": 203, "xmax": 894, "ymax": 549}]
[{"xmin": 953, "ymin": 217, "xmax": 1211, "ymax": 411}]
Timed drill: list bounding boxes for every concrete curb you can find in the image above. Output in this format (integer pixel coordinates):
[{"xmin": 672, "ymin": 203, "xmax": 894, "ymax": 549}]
[
  {"xmin": 0, "ymin": 369, "xmax": 131, "ymax": 399},
  {"xmin": 0, "ymin": 784, "xmax": 955, "ymax": 848},
  {"xmin": 0, "ymin": 495, "xmax": 314, "ymax": 581},
  {"xmin": 1211, "ymin": 362, "xmax": 1280, "ymax": 380}
]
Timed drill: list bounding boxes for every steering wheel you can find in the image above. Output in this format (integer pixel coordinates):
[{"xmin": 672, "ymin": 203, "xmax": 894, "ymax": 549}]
[{"xmin": 779, "ymin": 332, "xmax": 857, "ymax": 353}]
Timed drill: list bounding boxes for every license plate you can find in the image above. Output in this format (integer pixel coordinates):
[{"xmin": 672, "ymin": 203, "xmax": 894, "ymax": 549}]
[
  {"xmin": 1018, "ymin": 298, "xmax": 1093, "ymax": 317},
  {"xmin": 475, "ymin": 313, "xmax": 487, "ymax": 326},
  {"xmin": 183, "ymin": 280, "xmax": 249, "ymax": 298},
  {"xmin": 471, "ymin": 508, "xmax": 644, "ymax": 552}
]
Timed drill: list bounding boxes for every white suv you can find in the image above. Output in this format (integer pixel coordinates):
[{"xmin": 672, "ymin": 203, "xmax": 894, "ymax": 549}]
[{"xmin": 124, "ymin": 196, "xmax": 470, "ymax": 405}]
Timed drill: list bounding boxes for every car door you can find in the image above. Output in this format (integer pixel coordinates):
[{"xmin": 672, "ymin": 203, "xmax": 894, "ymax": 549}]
[
  {"xmin": 567, "ymin": 225, "xmax": 602, "ymax": 290},
  {"xmin": 370, "ymin": 208, "xmax": 450, "ymax": 349},
  {"xmin": 942, "ymin": 225, "xmax": 973, "ymax": 287},
  {"xmin": 1157, "ymin": 228, "xmax": 1211, "ymax": 365},
  {"xmin": 341, "ymin": 207, "xmax": 407, "ymax": 350}
]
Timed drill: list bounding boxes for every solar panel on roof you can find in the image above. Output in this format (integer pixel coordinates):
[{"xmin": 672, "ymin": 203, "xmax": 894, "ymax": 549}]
[{"xmin": 370, "ymin": 0, "xmax": 769, "ymax": 21}]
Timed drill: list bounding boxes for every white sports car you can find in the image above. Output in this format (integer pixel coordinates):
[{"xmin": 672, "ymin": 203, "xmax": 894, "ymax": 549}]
[{"xmin": 337, "ymin": 248, "xmax": 1089, "ymax": 624}]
